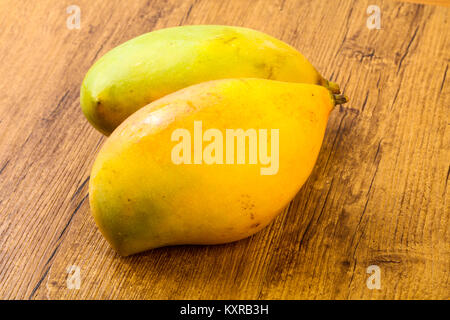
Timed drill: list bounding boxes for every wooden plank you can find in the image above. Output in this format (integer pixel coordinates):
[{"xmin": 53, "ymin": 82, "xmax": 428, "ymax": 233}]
[
  {"xmin": 0, "ymin": 0, "xmax": 448, "ymax": 299},
  {"xmin": 398, "ymin": 0, "xmax": 450, "ymax": 7}
]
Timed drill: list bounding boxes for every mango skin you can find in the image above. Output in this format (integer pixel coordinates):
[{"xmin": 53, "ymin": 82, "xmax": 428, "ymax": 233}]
[
  {"xmin": 81, "ymin": 25, "xmax": 330, "ymax": 135},
  {"xmin": 89, "ymin": 78, "xmax": 335, "ymax": 256}
]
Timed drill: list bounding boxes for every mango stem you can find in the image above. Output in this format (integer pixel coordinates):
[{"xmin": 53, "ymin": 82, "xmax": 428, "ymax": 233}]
[
  {"xmin": 327, "ymin": 81, "xmax": 341, "ymax": 94},
  {"xmin": 333, "ymin": 94, "xmax": 349, "ymax": 105}
]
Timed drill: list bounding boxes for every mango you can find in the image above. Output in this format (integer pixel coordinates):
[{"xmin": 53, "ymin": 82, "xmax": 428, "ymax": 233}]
[
  {"xmin": 89, "ymin": 78, "xmax": 347, "ymax": 256},
  {"xmin": 81, "ymin": 25, "xmax": 340, "ymax": 135}
]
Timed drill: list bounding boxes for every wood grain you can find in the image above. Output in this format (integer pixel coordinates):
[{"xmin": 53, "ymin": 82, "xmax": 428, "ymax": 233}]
[
  {"xmin": 398, "ymin": 0, "xmax": 450, "ymax": 7},
  {"xmin": 0, "ymin": 0, "xmax": 448, "ymax": 299}
]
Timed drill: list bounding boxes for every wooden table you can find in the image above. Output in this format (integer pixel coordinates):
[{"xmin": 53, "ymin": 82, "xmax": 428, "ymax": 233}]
[{"xmin": 0, "ymin": 0, "xmax": 448, "ymax": 300}]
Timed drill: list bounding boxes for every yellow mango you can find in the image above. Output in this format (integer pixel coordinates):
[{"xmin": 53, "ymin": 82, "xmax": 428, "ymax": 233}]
[
  {"xmin": 89, "ymin": 78, "xmax": 347, "ymax": 256},
  {"xmin": 81, "ymin": 25, "xmax": 340, "ymax": 135}
]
